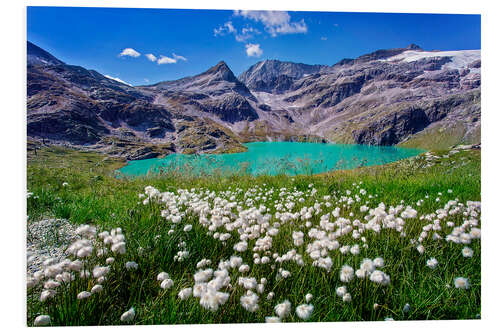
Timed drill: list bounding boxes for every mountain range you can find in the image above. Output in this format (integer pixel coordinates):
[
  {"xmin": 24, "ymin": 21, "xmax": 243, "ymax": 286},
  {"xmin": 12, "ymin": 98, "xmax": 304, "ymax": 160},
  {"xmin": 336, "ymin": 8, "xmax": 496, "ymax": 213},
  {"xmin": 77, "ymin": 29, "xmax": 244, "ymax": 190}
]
[{"xmin": 27, "ymin": 41, "xmax": 481, "ymax": 160}]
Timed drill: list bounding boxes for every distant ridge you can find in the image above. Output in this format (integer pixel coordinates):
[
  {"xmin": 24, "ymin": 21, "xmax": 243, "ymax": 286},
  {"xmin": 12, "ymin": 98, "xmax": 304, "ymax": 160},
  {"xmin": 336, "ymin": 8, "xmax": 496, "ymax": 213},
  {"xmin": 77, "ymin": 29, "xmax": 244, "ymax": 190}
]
[{"xmin": 26, "ymin": 41, "xmax": 481, "ymax": 159}]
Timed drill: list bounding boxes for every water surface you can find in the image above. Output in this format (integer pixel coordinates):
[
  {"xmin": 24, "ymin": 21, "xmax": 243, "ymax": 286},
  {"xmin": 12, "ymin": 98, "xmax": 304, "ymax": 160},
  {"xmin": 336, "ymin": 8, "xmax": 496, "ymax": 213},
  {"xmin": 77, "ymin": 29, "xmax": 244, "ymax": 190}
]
[{"xmin": 117, "ymin": 142, "xmax": 424, "ymax": 177}]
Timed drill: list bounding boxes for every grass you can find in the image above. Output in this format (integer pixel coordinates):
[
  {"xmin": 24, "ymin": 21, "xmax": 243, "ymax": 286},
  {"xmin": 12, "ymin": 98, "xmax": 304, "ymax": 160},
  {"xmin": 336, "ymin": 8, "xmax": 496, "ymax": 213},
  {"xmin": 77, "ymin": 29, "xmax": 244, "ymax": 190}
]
[
  {"xmin": 26, "ymin": 144, "xmax": 481, "ymax": 326},
  {"xmin": 398, "ymin": 122, "xmax": 470, "ymax": 150}
]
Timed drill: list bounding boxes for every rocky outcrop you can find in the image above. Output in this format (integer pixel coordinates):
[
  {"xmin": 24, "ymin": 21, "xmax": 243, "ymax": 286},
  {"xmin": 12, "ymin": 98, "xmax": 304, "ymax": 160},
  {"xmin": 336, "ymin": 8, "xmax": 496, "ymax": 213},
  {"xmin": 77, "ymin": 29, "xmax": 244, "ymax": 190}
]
[
  {"xmin": 238, "ymin": 59, "xmax": 329, "ymax": 93},
  {"xmin": 352, "ymin": 91, "xmax": 480, "ymax": 146},
  {"xmin": 173, "ymin": 118, "xmax": 247, "ymax": 154},
  {"xmin": 27, "ymin": 41, "xmax": 65, "ymax": 66},
  {"xmin": 333, "ymin": 44, "xmax": 423, "ymax": 67}
]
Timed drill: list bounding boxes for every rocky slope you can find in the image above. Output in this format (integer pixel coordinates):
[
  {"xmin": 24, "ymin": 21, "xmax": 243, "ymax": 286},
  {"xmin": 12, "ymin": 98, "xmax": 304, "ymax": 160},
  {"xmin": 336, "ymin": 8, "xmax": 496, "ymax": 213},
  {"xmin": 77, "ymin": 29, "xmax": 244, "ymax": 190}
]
[
  {"xmin": 239, "ymin": 44, "xmax": 480, "ymax": 146},
  {"xmin": 27, "ymin": 42, "xmax": 481, "ymax": 160},
  {"xmin": 238, "ymin": 60, "xmax": 330, "ymax": 94},
  {"xmin": 27, "ymin": 42, "xmax": 247, "ymax": 159}
]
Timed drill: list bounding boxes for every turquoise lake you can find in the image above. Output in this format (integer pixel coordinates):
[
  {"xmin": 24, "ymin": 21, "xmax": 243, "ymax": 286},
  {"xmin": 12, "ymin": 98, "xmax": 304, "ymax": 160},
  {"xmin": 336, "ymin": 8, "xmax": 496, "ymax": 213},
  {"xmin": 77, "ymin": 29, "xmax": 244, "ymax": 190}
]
[{"xmin": 117, "ymin": 142, "xmax": 424, "ymax": 177}]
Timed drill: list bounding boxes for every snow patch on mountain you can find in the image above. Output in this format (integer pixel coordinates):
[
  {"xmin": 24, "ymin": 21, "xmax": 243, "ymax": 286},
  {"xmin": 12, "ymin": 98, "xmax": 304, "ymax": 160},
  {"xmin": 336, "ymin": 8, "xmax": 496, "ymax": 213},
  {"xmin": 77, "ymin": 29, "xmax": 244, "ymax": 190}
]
[{"xmin": 385, "ymin": 50, "xmax": 481, "ymax": 71}]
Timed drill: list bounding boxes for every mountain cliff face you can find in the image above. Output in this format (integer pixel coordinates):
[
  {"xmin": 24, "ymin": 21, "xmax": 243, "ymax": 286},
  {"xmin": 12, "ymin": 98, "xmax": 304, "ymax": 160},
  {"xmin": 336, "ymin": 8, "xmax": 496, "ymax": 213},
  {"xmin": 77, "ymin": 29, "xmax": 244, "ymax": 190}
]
[
  {"xmin": 238, "ymin": 60, "xmax": 329, "ymax": 93},
  {"xmin": 141, "ymin": 61, "xmax": 259, "ymax": 124},
  {"xmin": 27, "ymin": 41, "xmax": 481, "ymax": 160},
  {"xmin": 273, "ymin": 46, "xmax": 481, "ymax": 146}
]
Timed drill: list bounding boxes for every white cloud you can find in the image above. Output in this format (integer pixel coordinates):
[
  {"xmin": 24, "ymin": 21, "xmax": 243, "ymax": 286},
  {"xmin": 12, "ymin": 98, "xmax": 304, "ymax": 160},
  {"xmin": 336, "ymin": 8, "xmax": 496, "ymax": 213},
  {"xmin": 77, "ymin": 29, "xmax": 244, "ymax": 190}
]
[
  {"xmin": 235, "ymin": 26, "xmax": 260, "ymax": 42},
  {"xmin": 214, "ymin": 21, "xmax": 260, "ymax": 42},
  {"xmin": 234, "ymin": 10, "xmax": 307, "ymax": 37},
  {"xmin": 119, "ymin": 48, "xmax": 141, "ymax": 58},
  {"xmin": 156, "ymin": 53, "xmax": 188, "ymax": 65},
  {"xmin": 104, "ymin": 75, "xmax": 132, "ymax": 86},
  {"xmin": 173, "ymin": 53, "xmax": 187, "ymax": 62},
  {"xmin": 157, "ymin": 55, "xmax": 177, "ymax": 64},
  {"xmin": 245, "ymin": 43, "xmax": 263, "ymax": 57},
  {"xmin": 321, "ymin": 36, "xmax": 328, "ymax": 41},
  {"xmin": 145, "ymin": 53, "xmax": 157, "ymax": 62},
  {"xmin": 214, "ymin": 21, "xmax": 237, "ymax": 36},
  {"xmin": 225, "ymin": 21, "xmax": 236, "ymax": 34}
]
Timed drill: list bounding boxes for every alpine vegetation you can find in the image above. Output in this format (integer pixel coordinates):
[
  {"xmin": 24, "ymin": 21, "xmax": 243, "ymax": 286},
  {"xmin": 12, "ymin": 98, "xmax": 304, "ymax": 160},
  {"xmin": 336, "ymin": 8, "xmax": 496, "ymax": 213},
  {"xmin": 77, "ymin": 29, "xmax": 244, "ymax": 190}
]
[{"xmin": 26, "ymin": 146, "xmax": 481, "ymax": 325}]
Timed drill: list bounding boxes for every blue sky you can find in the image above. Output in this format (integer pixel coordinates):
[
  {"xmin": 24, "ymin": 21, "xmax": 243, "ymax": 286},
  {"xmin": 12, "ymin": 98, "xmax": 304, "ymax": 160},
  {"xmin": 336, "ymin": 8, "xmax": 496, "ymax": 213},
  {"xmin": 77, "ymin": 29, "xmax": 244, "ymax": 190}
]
[{"xmin": 27, "ymin": 7, "xmax": 481, "ymax": 86}]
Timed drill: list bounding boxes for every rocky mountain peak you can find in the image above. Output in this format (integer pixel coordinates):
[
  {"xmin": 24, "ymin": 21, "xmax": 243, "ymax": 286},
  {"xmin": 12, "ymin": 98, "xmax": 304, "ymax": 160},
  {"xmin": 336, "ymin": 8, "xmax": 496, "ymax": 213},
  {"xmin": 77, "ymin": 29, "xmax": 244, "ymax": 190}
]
[
  {"xmin": 27, "ymin": 41, "xmax": 65, "ymax": 66},
  {"xmin": 406, "ymin": 43, "xmax": 423, "ymax": 50},
  {"xmin": 238, "ymin": 59, "xmax": 328, "ymax": 93},
  {"xmin": 204, "ymin": 60, "xmax": 238, "ymax": 82}
]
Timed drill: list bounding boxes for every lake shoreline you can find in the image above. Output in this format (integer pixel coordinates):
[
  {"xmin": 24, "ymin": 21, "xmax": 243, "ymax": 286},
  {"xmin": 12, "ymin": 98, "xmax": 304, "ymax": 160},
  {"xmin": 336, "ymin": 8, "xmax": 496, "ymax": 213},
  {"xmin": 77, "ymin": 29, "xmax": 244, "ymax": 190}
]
[{"xmin": 117, "ymin": 141, "xmax": 425, "ymax": 177}]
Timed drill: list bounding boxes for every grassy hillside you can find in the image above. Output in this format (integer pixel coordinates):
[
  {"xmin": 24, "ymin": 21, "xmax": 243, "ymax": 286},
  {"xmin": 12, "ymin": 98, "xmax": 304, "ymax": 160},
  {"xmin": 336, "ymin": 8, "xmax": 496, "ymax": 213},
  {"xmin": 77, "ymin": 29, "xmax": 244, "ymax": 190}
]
[{"xmin": 26, "ymin": 145, "xmax": 481, "ymax": 325}]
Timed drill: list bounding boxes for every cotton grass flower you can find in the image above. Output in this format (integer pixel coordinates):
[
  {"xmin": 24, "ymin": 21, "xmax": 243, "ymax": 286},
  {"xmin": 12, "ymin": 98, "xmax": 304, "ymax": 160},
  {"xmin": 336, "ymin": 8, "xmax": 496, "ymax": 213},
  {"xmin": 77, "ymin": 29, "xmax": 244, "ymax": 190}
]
[
  {"xmin": 178, "ymin": 288, "xmax": 192, "ymax": 300},
  {"xmin": 111, "ymin": 242, "xmax": 126, "ymax": 254},
  {"xmin": 34, "ymin": 315, "xmax": 51, "ymax": 326},
  {"xmin": 360, "ymin": 258, "xmax": 375, "ymax": 273},
  {"xmin": 75, "ymin": 224, "xmax": 96, "ymax": 237},
  {"xmin": 120, "ymin": 307, "xmax": 135, "ymax": 323},
  {"xmin": 77, "ymin": 246, "xmax": 93, "ymax": 258},
  {"xmin": 233, "ymin": 241, "xmax": 248, "ymax": 252},
  {"xmin": 157, "ymin": 272, "xmax": 169, "ymax": 281},
  {"xmin": 336, "ymin": 286, "xmax": 347, "ymax": 297},
  {"xmin": 193, "ymin": 283, "xmax": 207, "ymax": 297},
  {"xmin": 280, "ymin": 270, "xmax": 291, "ymax": 279},
  {"xmin": 229, "ymin": 256, "xmax": 243, "ymax": 268},
  {"xmin": 274, "ymin": 300, "xmax": 291, "ymax": 318},
  {"xmin": 33, "ymin": 270, "xmax": 44, "ymax": 280},
  {"xmin": 160, "ymin": 279, "xmax": 174, "ymax": 289},
  {"xmin": 125, "ymin": 261, "xmax": 138, "ymax": 270},
  {"xmin": 238, "ymin": 277, "xmax": 257, "ymax": 290},
  {"xmin": 27, "ymin": 278, "xmax": 38, "ymax": 289},
  {"xmin": 199, "ymin": 290, "xmax": 229, "ymax": 311},
  {"xmin": 426, "ymin": 257, "xmax": 438, "ymax": 269},
  {"xmin": 305, "ymin": 293, "xmax": 313, "ymax": 302},
  {"xmin": 295, "ymin": 304, "xmax": 314, "ymax": 320},
  {"xmin": 342, "ymin": 293, "xmax": 352, "ymax": 303},
  {"xmin": 93, "ymin": 266, "xmax": 110, "ymax": 279},
  {"xmin": 462, "ymin": 247, "xmax": 474, "ymax": 258},
  {"xmin": 355, "ymin": 268, "xmax": 369, "ymax": 279},
  {"xmin": 470, "ymin": 228, "xmax": 481, "ymax": 239},
  {"xmin": 373, "ymin": 257, "xmax": 384, "ymax": 267},
  {"xmin": 340, "ymin": 265, "xmax": 354, "ymax": 283},
  {"xmin": 91, "ymin": 284, "xmax": 103, "ymax": 293},
  {"xmin": 77, "ymin": 291, "xmax": 92, "ymax": 300},
  {"xmin": 454, "ymin": 277, "xmax": 470, "ymax": 289},
  {"xmin": 43, "ymin": 280, "xmax": 60, "ymax": 289},
  {"xmin": 195, "ymin": 269, "xmax": 213, "ymax": 283},
  {"xmin": 239, "ymin": 264, "xmax": 250, "ymax": 273},
  {"xmin": 369, "ymin": 270, "xmax": 391, "ymax": 286},
  {"xmin": 240, "ymin": 291, "xmax": 259, "ymax": 312},
  {"xmin": 265, "ymin": 316, "xmax": 281, "ymax": 323},
  {"xmin": 40, "ymin": 289, "xmax": 56, "ymax": 302}
]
